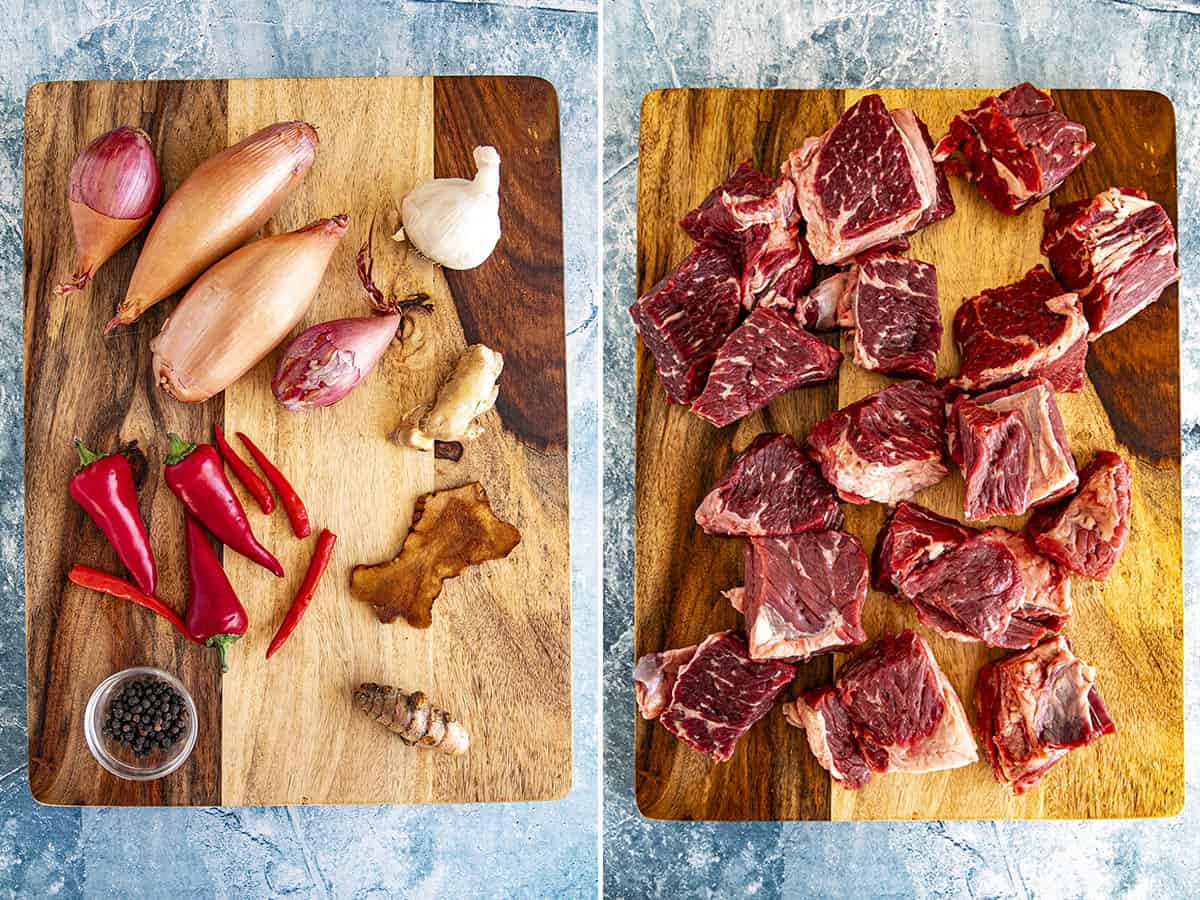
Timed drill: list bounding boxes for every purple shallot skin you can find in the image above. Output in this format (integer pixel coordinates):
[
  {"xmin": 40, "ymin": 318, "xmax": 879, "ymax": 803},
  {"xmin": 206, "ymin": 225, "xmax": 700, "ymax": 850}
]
[{"xmin": 272, "ymin": 314, "xmax": 401, "ymax": 410}]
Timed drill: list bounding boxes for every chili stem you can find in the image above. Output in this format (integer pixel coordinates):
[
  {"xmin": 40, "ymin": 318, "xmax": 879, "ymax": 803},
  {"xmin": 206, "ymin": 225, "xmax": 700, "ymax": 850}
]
[
  {"xmin": 237, "ymin": 432, "xmax": 311, "ymax": 538},
  {"xmin": 266, "ymin": 529, "xmax": 336, "ymax": 659},
  {"xmin": 213, "ymin": 424, "xmax": 275, "ymax": 514},
  {"xmin": 68, "ymin": 564, "xmax": 197, "ymax": 643}
]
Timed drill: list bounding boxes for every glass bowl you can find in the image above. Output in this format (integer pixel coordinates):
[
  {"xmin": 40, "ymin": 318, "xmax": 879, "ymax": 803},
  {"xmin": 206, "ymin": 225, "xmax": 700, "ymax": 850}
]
[{"xmin": 83, "ymin": 666, "xmax": 197, "ymax": 781}]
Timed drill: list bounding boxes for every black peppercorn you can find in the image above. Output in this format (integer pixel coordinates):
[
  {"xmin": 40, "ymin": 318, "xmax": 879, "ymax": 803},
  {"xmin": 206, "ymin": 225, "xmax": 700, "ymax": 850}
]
[{"xmin": 103, "ymin": 677, "xmax": 188, "ymax": 759}]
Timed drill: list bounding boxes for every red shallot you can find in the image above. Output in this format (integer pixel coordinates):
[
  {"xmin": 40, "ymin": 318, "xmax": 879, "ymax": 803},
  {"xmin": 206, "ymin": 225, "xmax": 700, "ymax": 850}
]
[
  {"xmin": 108, "ymin": 120, "xmax": 318, "ymax": 332},
  {"xmin": 150, "ymin": 215, "xmax": 349, "ymax": 403},
  {"xmin": 57, "ymin": 126, "xmax": 161, "ymax": 296},
  {"xmin": 271, "ymin": 236, "xmax": 432, "ymax": 411}
]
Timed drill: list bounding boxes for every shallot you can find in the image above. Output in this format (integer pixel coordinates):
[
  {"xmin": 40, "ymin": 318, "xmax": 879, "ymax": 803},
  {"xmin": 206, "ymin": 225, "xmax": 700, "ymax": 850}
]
[
  {"xmin": 271, "ymin": 238, "xmax": 432, "ymax": 411},
  {"xmin": 109, "ymin": 121, "xmax": 318, "ymax": 332},
  {"xmin": 57, "ymin": 126, "xmax": 161, "ymax": 295},
  {"xmin": 150, "ymin": 215, "xmax": 348, "ymax": 403}
]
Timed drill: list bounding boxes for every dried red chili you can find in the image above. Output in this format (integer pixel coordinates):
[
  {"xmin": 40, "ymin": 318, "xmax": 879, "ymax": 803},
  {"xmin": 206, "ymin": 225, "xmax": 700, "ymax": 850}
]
[
  {"xmin": 184, "ymin": 515, "xmax": 249, "ymax": 672},
  {"xmin": 213, "ymin": 424, "xmax": 274, "ymax": 515},
  {"xmin": 236, "ymin": 432, "xmax": 311, "ymax": 538},
  {"xmin": 266, "ymin": 528, "xmax": 336, "ymax": 659}
]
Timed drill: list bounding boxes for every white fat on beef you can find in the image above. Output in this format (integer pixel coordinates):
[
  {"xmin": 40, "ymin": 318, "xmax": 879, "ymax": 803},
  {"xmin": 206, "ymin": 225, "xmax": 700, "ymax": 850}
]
[{"xmin": 633, "ymin": 646, "xmax": 697, "ymax": 720}]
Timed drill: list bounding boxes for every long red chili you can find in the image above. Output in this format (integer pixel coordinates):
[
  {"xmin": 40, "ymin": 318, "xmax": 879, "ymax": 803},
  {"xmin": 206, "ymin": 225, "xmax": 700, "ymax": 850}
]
[
  {"xmin": 184, "ymin": 515, "xmax": 249, "ymax": 673},
  {"xmin": 237, "ymin": 432, "xmax": 311, "ymax": 538},
  {"xmin": 67, "ymin": 564, "xmax": 195, "ymax": 642},
  {"xmin": 68, "ymin": 440, "xmax": 157, "ymax": 594},
  {"xmin": 163, "ymin": 433, "xmax": 284, "ymax": 577},
  {"xmin": 266, "ymin": 528, "xmax": 336, "ymax": 659},
  {"xmin": 213, "ymin": 424, "xmax": 274, "ymax": 515}
]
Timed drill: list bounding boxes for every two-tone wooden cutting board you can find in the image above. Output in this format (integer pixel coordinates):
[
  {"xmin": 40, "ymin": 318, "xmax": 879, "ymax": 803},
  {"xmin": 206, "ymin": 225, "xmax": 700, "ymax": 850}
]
[
  {"xmin": 25, "ymin": 76, "xmax": 571, "ymax": 805},
  {"xmin": 634, "ymin": 88, "xmax": 1182, "ymax": 820}
]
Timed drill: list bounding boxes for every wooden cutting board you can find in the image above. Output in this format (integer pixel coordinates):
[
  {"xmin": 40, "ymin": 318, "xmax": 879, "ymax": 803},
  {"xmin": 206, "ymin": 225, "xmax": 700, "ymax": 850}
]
[
  {"xmin": 634, "ymin": 88, "xmax": 1182, "ymax": 821},
  {"xmin": 25, "ymin": 76, "xmax": 571, "ymax": 806}
]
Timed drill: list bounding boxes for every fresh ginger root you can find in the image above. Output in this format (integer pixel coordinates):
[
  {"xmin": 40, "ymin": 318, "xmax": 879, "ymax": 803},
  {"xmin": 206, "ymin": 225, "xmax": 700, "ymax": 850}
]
[
  {"xmin": 354, "ymin": 683, "xmax": 470, "ymax": 755},
  {"xmin": 394, "ymin": 344, "xmax": 503, "ymax": 451}
]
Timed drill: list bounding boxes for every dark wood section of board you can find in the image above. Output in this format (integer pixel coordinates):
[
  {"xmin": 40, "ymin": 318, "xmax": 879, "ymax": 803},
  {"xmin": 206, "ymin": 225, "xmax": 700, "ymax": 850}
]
[
  {"xmin": 24, "ymin": 80, "xmax": 225, "ymax": 805},
  {"xmin": 433, "ymin": 76, "xmax": 567, "ymax": 450},
  {"xmin": 634, "ymin": 89, "xmax": 845, "ymax": 821},
  {"xmin": 1053, "ymin": 90, "xmax": 1180, "ymax": 462}
]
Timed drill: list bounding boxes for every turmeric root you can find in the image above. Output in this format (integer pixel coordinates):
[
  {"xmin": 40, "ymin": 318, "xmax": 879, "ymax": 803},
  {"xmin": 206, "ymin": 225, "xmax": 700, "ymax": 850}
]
[
  {"xmin": 354, "ymin": 682, "xmax": 469, "ymax": 756},
  {"xmin": 394, "ymin": 344, "xmax": 503, "ymax": 451}
]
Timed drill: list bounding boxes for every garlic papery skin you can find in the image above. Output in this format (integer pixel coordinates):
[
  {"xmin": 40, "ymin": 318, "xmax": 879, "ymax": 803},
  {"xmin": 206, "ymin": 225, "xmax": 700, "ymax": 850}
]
[
  {"xmin": 394, "ymin": 344, "xmax": 504, "ymax": 450},
  {"xmin": 396, "ymin": 146, "xmax": 501, "ymax": 270}
]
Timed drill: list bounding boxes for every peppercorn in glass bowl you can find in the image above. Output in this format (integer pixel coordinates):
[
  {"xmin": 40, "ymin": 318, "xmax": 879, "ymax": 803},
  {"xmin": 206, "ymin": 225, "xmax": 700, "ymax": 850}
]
[{"xmin": 83, "ymin": 667, "xmax": 197, "ymax": 781}]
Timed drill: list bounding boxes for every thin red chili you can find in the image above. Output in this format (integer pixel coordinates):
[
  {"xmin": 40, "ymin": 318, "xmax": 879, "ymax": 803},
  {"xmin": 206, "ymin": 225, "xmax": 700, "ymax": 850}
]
[
  {"xmin": 184, "ymin": 515, "xmax": 249, "ymax": 673},
  {"xmin": 237, "ymin": 432, "xmax": 311, "ymax": 538},
  {"xmin": 213, "ymin": 424, "xmax": 275, "ymax": 515},
  {"xmin": 68, "ymin": 439, "xmax": 158, "ymax": 594},
  {"xmin": 67, "ymin": 564, "xmax": 195, "ymax": 642},
  {"xmin": 266, "ymin": 528, "xmax": 336, "ymax": 659},
  {"xmin": 163, "ymin": 432, "xmax": 284, "ymax": 577}
]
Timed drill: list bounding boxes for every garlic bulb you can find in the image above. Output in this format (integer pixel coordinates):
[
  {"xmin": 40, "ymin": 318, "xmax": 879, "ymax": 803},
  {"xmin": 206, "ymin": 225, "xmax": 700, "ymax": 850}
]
[
  {"xmin": 394, "ymin": 344, "xmax": 504, "ymax": 451},
  {"xmin": 394, "ymin": 146, "xmax": 501, "ymax": 270}
]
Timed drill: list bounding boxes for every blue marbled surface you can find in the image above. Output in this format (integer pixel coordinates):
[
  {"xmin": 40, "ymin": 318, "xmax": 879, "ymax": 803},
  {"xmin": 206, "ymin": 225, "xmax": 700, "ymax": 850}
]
[
  {"xmin": 603, "ymin": 2, "xmax": 1200, "ymax": 897},
  {"xmin": 0, "ymin": 2, "xmax": 598, "ymax": 897}
]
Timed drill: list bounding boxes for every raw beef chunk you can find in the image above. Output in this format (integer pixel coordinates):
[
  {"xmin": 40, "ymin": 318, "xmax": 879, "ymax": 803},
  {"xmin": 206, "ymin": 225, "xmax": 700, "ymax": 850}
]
[
  {"xmin": 807, "ymin": 379, "xmax": 950, "ymax": 505},
  {"xmin": 630, "ymin": 241, "xmax": 742, "ymax": 404},
  {"xmin": 889, "ymin": 518, "xmax": 1071, "ymax": 649},
  {"xmin": 872, "ymin": 502, "xmax": 975, "ymax": 593},
  {"xmin": 976, "ymin": 636, "xmax": 1114, "ymax": 794},
  {"xmin": 695, "ymin": 433, "xmax": 843, "ymax": 536},
  {"xmin": 680, "ymin": 161, "xmax": 797, "ymax": 242},
  {"xmin": 837, "ymin": 253, "xmax": 942, "ymax": 381},
  {"xmin": 933, "ymin": 83, "xmax": 1095, "ymax": 215},
  {"xmin": 691, "ymin": 305, "xmax": 842, "ymax": 427},
  {"xmin": 953, "ymin": 265, "xmax": 1089, "ymax": 392},
  {"xmin": 634, "ymin": 646, "xmax": 696, "ymax": 720},
  {"xmin": 784, "ymin": 94, "xmax": 944, "ymax": 264},
  {"xmin": 951, "ymin": 378, "xmax": 1078, "ymax": 520},
  {"xmin": 639, "ymin": 631, "xmax": 795, "ymax": 762},
  {"xmin": 740, "ymin": 218, "xmax": 815, "ymax": 310},
  {"xmin": 741, "ymin": 531, "xmax": 868, "ymax": 660},
  {"xmin": 784, "ymin": 631, "xmax": 977, "ymax": 787},
  {"xmin": 786, "ymin": 271, "xmax": 849, "ymax": 331},
  {"xmin": 912, "ymin": 113, "xmax": 957, "ymax": 228},
  {"xmin": 1042, "ymin": 187, "xmax": 1181, "ymax": 338},
  {"xmin": 1028, "ymin": 450, "xmax": 1132, "ymax": 580}
]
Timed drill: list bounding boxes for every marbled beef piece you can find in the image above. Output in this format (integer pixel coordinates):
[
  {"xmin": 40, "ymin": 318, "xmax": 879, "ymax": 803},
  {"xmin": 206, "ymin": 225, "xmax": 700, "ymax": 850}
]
[
  {"xmin": 695, "ymin": 433, "xmax": 842, "ymax": 537},
  {"xmin": 680, "ymin": 161, "xmax": 797, "ymax": 242},
  {"xmin": 953, "ymin": 265, "xmax": 1089, "ymax": 393},
  {"xmin": 1028, "ymin": 450, "xmax": 1132, "ymax": 580},
  {"xmin": 976, "ymin": 636, "xmax": 1114, "ymax": 794},
  {"xmin": 634, "ymin": 645, "xmax": 697, "ymax": 720},
  {"xmin": 1042, "ymin": 187, "xmax": 1180, "ymax": 339},
  {"xmin": 784, "ymin": 685, "xmax": 871, "ymax": 789},
  {"xmin": 933, "ymin": 83, "xmax": 1095, "ymax": 215},
  {"xmin": 872, "ymin": 501, "xmax": 976, "ymax": 593}
]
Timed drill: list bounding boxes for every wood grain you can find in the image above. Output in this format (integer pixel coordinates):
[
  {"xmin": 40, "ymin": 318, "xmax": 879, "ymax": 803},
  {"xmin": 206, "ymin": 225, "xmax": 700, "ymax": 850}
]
[
  {"xmin": 25, "ymin": 77, "xmax": 570, "ymax": 806},
  {"xmin": 634, "ymin": 88, "xmax": 1182, "ymax": 820}
]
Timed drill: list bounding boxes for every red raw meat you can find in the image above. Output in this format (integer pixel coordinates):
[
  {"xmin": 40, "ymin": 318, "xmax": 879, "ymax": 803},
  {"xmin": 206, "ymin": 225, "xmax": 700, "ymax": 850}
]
[
  {"xmin": 740, "ymin": 531, "xmax": 868, "ymax": 660},
  {"xmin": 634, "ymin": 645, "xmax": 697, "ymax": 720},
  {"xmin": 1028, "ymin": 450, "xmax": 1132, "ymax": 580},
  {"xmin": 630, "ymin": 241, "xmax": 742, "ymax": 404},
  {"xmin": 785, "ymin": 631, "xmax": 977, "ymax": 787},
  {"xmin": 953, "ymin": 265, "xmax": 1089, "ymax": 392},
  {"xmin": 807, "ymin": 379, "xmax": 950, "ymax": 505},
  {"xmin": 784, "ymin": 95, "xmax": 945, "ymax": 264},
  {"xmin": 680, "ymin": 161, "xmax": 797, "ymax": 242},
  {"xmin": 976, "ymin": 636, "xmax": 1114, "ymax": 794},
  {"xmin": 785, "ymin": 271, "xmax": 849, "ymax": 331},
  {"xmin": 933, "ymin": 83, "xmax": 1094, "ymax": 215},
  {"xmin": 872, "ymin": 501, "xmax": 975, "ymax": 593},
  {"xmin": 640, "ymin": 631, "xmax": 795, "ymax": 762},
  {"xmin": 1042, "ymin": 187, "xmax": 1180, "ymax": 338},
  {"xmin": 695, "ymin": 433, "xmax": 842, "ymax": 537},
  {"xmin": 691, "ymin": 305, "xmax": 842, "ymax": 427},
  {"xmin": 739, "ymin": 218, "xmax": 815, "ymax": 311}
]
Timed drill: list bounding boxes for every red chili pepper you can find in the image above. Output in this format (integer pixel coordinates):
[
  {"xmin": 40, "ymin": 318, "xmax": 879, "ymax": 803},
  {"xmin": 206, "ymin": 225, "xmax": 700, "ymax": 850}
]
[
  {"xmin": 184, "ymin": 515, "xmax": 249, "ymax": 673},
  {"xmin": 67, "ymin": 564, "xmax": 195, "ymax": 642},
  {"xmin": 68, "ymin": 440, "xmax": 158, "ymax": 594},
  {"xmin": 237, "ymin": 432, "xmax": 311, "ymax": 538},
  {"xmin": 213, "ymin": 424, "xmax": 275, "ymax": 515},
  {"xmin": 266, "ymin": 528, "xmax": 336, "ymax": 659},
  {"xmin": 163, "ymin": 433, "xmax": 284, "ymax": 577}
]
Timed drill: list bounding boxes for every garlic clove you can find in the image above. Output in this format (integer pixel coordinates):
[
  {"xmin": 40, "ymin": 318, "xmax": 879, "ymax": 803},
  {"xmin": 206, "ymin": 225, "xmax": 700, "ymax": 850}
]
[{"xmin": 398, "ymin": 145, "xmax": 501, "ymax": 270}]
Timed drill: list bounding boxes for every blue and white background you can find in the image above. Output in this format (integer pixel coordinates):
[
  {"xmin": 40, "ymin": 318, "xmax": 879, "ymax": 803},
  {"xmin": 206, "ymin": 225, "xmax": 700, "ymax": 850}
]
[
  {"xmin": 0, "ymin": 1, "xmax": 598, "ymax": 897},
  {"xmin": 603, "ymin": 2, "xmax": 1200, "ymax": 897}
]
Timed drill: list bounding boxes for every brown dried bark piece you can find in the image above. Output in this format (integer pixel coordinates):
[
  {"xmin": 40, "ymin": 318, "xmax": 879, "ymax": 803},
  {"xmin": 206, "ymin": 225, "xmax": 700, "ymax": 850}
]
[{"xmin": 350, "ymin": 482, "xmax": 520, "ymax": 627}]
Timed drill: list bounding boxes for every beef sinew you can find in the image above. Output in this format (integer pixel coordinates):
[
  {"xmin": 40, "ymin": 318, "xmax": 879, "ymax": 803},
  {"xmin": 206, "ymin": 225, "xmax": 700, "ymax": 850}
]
[
  {"xmin": 695, "ymin": 433, "xmax": 843, "ymax": 537},
  {"xmin": 1027, "ymin": 450, "xmax": 1132, "ymax": 580},
  {"xmin": 1041, "ymin": 186, "xmax": 1180, "ymax": 339},
  {"xmin": 976, "ymin": 636, "xmax": 1114, "ymax": 794}
]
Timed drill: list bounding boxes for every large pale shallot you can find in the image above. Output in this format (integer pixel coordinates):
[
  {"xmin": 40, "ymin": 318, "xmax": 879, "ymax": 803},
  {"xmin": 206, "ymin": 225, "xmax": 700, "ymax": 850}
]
[
  {"xmin": 57, "ymin": 126, "xmax": 161, "ymax": 295},
  {"xmin": 151, "ymin": 215, "xmax": 348, "ymax": 403},
  {"xmin": 110, "ymin": 121, "xmax": 318, "ymax": 332}
]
